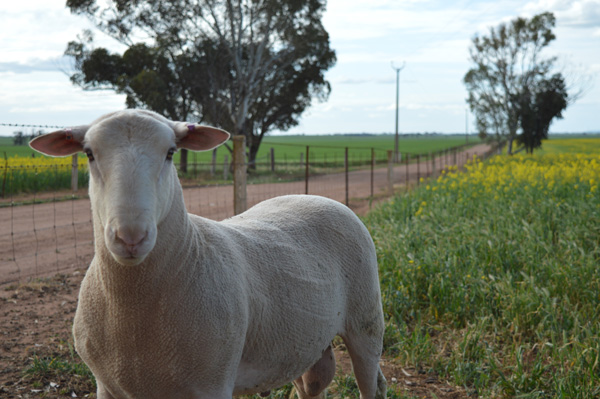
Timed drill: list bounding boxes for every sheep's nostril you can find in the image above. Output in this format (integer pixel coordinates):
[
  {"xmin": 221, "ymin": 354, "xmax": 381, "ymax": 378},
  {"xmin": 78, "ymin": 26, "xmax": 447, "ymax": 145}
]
[{"xmin": 115, "ymin": 228, "xmax": 147, "ymax": 254}]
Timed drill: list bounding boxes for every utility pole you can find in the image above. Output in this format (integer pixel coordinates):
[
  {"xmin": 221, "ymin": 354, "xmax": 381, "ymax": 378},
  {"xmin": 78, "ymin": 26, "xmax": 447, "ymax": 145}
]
[{"xmin": 392, "ymin": 61, "xmax": 405, "ymax": 163}]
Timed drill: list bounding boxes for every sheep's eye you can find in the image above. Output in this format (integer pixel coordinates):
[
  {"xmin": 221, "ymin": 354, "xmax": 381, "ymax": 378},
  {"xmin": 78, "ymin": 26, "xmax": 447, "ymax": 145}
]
[
  {"xmin": 166, "ymin": 148, "xmax": 176, "ymax": 161},
  {"xmin": 85, "ymin": 149, "xmax": 94, "ymax": 162}
]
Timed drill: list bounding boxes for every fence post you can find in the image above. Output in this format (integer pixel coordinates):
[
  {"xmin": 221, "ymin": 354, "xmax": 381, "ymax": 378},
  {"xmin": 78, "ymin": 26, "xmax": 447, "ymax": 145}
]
[
  {"xmin": 370, "ymin": 148, "xmax": 375, "ymax": 199},
  {"xmin": 345, "ymin": 147, "xmax": 349, "ymax": 206},
  {"xmin": 387, "ymin": 150, "xmax": 393, "ymax": 196},
  {"xmin": 1, "ymin": 152, "xmax": 8, "ymax": 198},
  {"xmin": 233, "ymin": 136, "xmax": 247, "ymax": 215},
  {"xmin": 305, "ymin": 146, "xmax": 310, "ymax": 195},
  {"xmin": 417, "ymin": 154, "xmax": 421, "ymax": 184},
  {"xmin": 71, "ymin": 154, "xmax": 78, "ymax": 192},
  {"xmin": 223, "ymin": 155, "xmax": 229, "ymax": 180},
  {"xmin": 210, "ymin": 148, "xmax": 217, "ymax": 177},
  {"xmin": 405, "ymin": 153, "xmax": 409, "ymax": 187},
  {"xmin": 270, "ymin": 148, "xmax": 275, "ymax": 172},
  {"xmin": 431, "ymin": 152, "xmax": 436, "ymax": 178}
]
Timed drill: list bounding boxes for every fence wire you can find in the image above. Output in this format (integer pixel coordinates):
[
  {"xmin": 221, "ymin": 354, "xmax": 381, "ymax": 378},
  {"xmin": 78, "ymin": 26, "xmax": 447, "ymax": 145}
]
[{"xmin": 0, "ymin": 143, "xmax": 499, "ymax": 285}]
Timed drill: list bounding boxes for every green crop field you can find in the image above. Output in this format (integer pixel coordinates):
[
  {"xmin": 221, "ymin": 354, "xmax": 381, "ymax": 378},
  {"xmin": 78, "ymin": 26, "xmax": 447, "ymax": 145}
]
[
  {"xmin": 360, "ymin": 141, "xmax": 600, "ymax": 397},
  {"xmin": 0, "ymin": 134, "xmax": 477, "ymax": 196},
  {"xmin": 0, "ymin": 134, "xmax": 476, "ymax": 165}
]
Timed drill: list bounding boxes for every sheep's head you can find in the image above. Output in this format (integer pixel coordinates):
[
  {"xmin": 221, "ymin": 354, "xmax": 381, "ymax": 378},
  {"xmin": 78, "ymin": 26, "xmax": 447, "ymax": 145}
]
[{"xmin": 30, "ymin": 110, "xmax": 230, "ymax": 266}]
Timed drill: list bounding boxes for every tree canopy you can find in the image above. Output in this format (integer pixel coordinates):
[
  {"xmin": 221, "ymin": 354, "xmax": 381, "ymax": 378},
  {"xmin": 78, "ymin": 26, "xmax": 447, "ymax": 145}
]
[
  {"xmin": 65, "ymin": 0, "xmax": 336, "ymax": 167},
  {"xmin": 463, "ymin": 12, "xmax": 569, "ymax": 154}
]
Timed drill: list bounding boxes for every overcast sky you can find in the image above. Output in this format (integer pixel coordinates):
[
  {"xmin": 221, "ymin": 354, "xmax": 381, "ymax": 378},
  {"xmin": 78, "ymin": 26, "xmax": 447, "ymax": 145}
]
[{"xmin": 0, "ymin": 0, "xmax": 598, "ymax": 137}]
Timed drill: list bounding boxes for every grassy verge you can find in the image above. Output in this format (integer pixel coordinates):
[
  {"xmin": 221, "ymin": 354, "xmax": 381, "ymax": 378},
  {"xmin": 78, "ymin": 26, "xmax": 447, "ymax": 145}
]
[{"xmin": 364, "ymin": 152, "xmax": 600, "ymax": 397}]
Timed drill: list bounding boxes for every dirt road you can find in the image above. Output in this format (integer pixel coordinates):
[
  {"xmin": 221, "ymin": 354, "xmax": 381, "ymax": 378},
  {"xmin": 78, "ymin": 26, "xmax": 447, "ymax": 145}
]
[{"xmin": 0, "ymin": 144, "xmax": 491, "ymax": 285}]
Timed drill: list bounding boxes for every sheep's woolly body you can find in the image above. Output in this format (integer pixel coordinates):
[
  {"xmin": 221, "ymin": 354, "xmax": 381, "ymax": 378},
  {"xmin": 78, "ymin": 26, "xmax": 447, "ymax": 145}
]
[{"xmin": 31, "ymin": 110, "xmax": 387, "ymax": 399}]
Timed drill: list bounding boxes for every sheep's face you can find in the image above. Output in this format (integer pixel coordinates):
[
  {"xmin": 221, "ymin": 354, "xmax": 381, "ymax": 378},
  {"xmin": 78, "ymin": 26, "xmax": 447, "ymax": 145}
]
[
  {"xmin": 29, "ymin": 110, "xmax": 230, "ymax": 266},
  {"xmin": 84, "ymin": 117, "xmax": 177, "ymax": 265}
]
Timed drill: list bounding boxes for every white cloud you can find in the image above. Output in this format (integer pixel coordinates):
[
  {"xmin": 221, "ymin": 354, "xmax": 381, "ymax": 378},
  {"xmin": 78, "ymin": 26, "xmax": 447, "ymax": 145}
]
[{"xmin": 522, "ymin": 0, "xmax": 600, "ymax": 28}]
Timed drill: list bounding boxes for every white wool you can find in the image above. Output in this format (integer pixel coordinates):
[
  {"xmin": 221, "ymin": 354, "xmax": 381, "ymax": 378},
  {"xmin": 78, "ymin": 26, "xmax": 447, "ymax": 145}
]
[{"xmin": 29, "ymin": 109, "xmax": 387, "ymax": 399}]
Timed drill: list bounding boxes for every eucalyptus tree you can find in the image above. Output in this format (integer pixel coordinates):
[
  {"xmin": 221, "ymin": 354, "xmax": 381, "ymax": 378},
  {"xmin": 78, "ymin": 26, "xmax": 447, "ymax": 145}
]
[
  {"xmin": 65, "ymin": 0, "xmax": 336, "ymax": 168},
  {"xmin": 464, "ymin": 12, "xmax": 569, "ymax": 154}
]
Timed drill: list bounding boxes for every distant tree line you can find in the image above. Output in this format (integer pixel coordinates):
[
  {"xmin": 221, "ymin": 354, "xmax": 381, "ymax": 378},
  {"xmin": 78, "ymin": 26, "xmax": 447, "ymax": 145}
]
[{"xmin": 12, "ymin": 130, "xmax": 44, "ymax": 146}]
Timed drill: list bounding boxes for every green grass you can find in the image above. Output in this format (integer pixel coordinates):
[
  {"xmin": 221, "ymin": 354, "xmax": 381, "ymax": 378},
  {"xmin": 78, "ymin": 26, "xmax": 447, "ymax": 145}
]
[
  {"xmin": 538, "ymin": 136, "xmax": 600, "ymax": 155},
  {"xmin": 364, "ymin": 152, "xmax": 600, "ymax": 397},
  {"xmin": 0, "ymin": 136, "xmax": 39, "ymax": 157}
]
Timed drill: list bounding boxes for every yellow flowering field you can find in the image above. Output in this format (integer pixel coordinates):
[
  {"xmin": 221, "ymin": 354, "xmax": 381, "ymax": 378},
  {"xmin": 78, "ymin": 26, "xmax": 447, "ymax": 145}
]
[
  {"xmin": 429, "ymin": 152, "xmax": 598, "ymax": 203},
  {"xmin": 0, "ymin": 155, "xmax": 88, "ymax": 197}
]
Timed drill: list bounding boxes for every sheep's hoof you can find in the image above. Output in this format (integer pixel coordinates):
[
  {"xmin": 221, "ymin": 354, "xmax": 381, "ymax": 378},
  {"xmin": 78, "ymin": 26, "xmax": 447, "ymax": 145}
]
[{"xmin": 259, "ymin": 391, "xmax": 271, "ymax": 397}]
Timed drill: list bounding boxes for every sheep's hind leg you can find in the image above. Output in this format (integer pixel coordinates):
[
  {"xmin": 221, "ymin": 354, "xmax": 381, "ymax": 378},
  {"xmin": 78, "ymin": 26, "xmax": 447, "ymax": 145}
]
[
  {"xmin": 342, "ymin": 334, "xmax": 387, "ymax": 399},
  {"xmin": 96, "ymin": 382, "xmax": 116, "ymax": 399},
  {"xmin": 293, "ymin": 345, "xmax": 336, "ymax": 399}
]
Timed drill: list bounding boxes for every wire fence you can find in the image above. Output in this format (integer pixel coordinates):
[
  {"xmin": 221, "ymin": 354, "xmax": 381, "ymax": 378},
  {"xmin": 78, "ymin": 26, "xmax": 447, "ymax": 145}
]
[{"xmin": 0, "ymin": 141, "xmax": 500, "ymax": 285}]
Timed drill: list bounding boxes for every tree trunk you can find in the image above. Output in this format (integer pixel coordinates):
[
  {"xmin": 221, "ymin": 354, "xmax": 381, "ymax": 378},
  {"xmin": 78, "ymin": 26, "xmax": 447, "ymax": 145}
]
[
  {"xmin": 247, "ymin": 139, "xmax": 261, "ymax": 171},
  {"xmin": 507, "ymin": 137, "xmax": 514, "ymax": 155}
]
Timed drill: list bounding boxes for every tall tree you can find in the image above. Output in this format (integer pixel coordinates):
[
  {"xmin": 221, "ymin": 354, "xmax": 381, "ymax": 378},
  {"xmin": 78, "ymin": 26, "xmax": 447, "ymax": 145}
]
[
  {"xmin": 464, "ymin": 12, "xmax": 569, "ymax": 154},
  {"xmin": 517, "ymin": 73, "xmax": 568, "ymax": 153},
  {"xmin": 65, "ymin": 0, "xmax": 336, "ymax": 168}
]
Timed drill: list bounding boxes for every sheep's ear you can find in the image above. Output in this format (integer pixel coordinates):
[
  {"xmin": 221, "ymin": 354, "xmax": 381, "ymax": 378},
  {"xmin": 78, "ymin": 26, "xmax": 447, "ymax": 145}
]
[
  {"xmin": 29, "ymin": 127, "xmax": 88, "ymax": 157},
  {"xmin": 174, "ymin": 123, "xmax": 231, "ymax": 151}
]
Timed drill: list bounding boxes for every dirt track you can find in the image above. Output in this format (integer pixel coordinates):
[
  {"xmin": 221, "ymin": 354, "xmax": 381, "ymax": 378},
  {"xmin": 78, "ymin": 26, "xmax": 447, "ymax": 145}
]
[{"xmin": 0, "ymin": 144, "xmax": 491, "ymax": 285}]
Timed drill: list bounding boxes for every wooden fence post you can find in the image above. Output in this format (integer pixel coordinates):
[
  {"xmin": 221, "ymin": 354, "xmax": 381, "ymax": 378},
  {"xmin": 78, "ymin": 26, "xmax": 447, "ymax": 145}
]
[
  {"xmin": 417, "ymin": 154, "xmax": 421, "ymax": 184},
  {"xmin": 387, "ymin": 150, "xmax": 393, "ymax": 196},
  {"xmin": 431, "ymin": 152, "xmax": 436, "ymax": 178},
  {"xmin": 233, "ymin": 136, "xmax": 247, "ymax": 215},
  {"xmin": 71, "ymin": 154, "xmax": 78, "ymax": 193}
]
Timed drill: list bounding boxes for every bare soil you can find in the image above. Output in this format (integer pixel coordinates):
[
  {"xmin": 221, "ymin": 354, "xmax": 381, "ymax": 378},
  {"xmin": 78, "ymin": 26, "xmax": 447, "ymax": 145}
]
[{"xmin": 0, "ymin": 272, "xmax": 466, "ymax": 399}]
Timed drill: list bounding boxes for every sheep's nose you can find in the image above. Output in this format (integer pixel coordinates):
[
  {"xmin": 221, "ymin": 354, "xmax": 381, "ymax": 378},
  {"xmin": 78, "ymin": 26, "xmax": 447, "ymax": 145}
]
[{"xmin": 115, "ymin": 227, "xmax": 148, "ymax": 256}]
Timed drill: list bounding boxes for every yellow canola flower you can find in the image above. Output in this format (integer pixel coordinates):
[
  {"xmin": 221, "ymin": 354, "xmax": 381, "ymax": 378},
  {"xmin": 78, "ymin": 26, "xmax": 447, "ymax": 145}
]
[{"xmin": 434, "ymin": 152, "xmax": 600, "ymax": 200}]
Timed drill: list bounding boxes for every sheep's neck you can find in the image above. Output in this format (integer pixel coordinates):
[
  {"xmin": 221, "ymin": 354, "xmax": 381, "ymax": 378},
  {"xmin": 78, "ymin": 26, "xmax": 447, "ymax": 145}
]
[{"xmin": 90, "ymin": 182, "xmax": 201, "ymax": 297}]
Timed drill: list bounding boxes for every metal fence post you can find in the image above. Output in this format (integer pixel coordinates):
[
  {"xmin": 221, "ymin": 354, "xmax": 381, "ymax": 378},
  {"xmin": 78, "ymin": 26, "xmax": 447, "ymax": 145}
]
[
  {"xmin": 71, "ymin": 154, "xmax": 78, "ymax": 192},
  {"xmin": 270, "ymin": 148, "xmax": 275, "ymax": 172},
  {"xmin": 345, "ymin": 147, "xmax": 349, "ymax": 206},
  {"xmin": 405, "ymin": 153, "xmax": 409, "ymax": 187},
  {"xmin": 387, "ymin": 150, "xmax": 393, "ymax": 196},
  {"xmin": 305, "ymin": 146, "xmax": 310, "ymax": 195},
  {"xmin": 370, "ymin": 148, "xmax": 375, "ymax": 199},
  {"xmin": 233, "ymin": 135, "xmax": 247, "ymax": 215},
  {"xmin": 223, "ymin": 155, "xmax": 229, "ymax": 180}
]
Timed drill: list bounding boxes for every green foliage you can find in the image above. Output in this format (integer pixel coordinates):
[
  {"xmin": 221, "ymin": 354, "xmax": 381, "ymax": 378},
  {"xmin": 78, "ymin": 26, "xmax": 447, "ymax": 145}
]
[
  {"xmin": 517, "ymin": 73, "xmax": 568, "ymax": 153},
  {"xmin": 65, "ymin": 0, "xmax": 337, "ymax": 166},
  {"xmin": 23, "ymin": 342, "xmax": 96, "ymax": 395},
  {"xmin": 365, "ymin": 151, "xmax": 600, "ymax": 396},
  {"xmin": 464, "ymin": 12, "xmax": 570, "ymax": 154}
]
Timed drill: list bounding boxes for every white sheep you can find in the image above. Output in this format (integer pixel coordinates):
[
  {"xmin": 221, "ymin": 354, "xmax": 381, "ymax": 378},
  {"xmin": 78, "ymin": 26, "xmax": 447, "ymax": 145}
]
[{"xmin": 30, "ymin": 109, "xmax": 387, "ymax": 399}]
